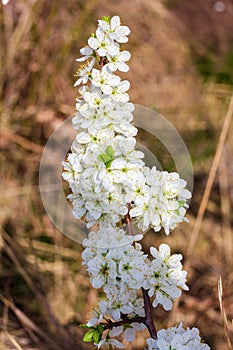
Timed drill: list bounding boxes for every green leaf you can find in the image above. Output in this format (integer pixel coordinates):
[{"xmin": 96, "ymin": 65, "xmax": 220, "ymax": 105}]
[
  {"xmin": 97, "ymin": 146, "xmax": 115, "ymax": 168},
  {"xmin": 83, "ymin": 330, "xmax": 95, "ymax": 342},
  {"xmin": 102, "ymin": 16, "xmax": 110, "ymax": 23},
  {"xmin": 178, "ymin": 200, "xmax": 185, "ymax": 207},
  {"xmin": 105, "ymin": 145, "xmax": 114, "ymax": 158},
  {"xmin": 98, "ymin": 153, "xmax": 109, "ymax": 163},
  {"xmin": 92, "ymin": 330, "xmax": 101, "ymax": 344},
  {"xmin": 97, "ymin": 324, "xmax": 104, "ymax": 333},
  {"xmin": 105, "ymin": 160, "xmax": 112, "ymax": 168}
]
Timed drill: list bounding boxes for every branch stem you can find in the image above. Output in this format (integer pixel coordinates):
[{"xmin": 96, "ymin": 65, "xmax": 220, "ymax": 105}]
[
  {"xmin": 142, "ymin": 288, "xmax": 157, "ymax": 338},
  {"xmin": 104, "ymin": 315, "xmax": 146, "ymax": 330},
  {"xmin": 124, "ymin": 203, "xmax": 134, "ymax": 235},
  {"xmin": 103, "ymin": 294, "xmax": 157, "ymax": 338}
]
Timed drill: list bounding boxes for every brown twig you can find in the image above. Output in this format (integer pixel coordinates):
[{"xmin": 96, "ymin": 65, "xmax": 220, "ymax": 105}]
[
  {"xmin": 104, "ymin": 315, "xmax": 146, "ymax": 330},
  {"xmin": 99, "ymin": 56, "xmax": 109, "ymax": 68},
  {"xmin": 142, "ymin": 288, "xmax": 157, "ymax": 338},
  {"xmin": 124, "ymin": 204, "xmax": 134, "ymax": 235},
  {"xmin": 102, "ymin": 290, "xmax": 157, "ymax": 339}
]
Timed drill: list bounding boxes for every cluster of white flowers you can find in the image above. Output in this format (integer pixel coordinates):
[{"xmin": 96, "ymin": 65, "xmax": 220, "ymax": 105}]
[
  {"xmin": 146, "ymin": 323, "xmax": 210, "ymax": 350},
  {"xmin": 148, "ymin": 244, "xmax": 189, "ymax": 311},
  {"xmin": 81, "ymin": 228, "xmax": 189, "ymax": 347},
  {"xmin": 82, "ymin": 227, "xmax": 148, "ymax": 291},
  {"xmin": 82, "ymin": 229, "xmax": 188, "ymax": 312},
  {"xmin": 63, "ymin": 14, "xmax": 191, "ymax": 234},
  {"xmin": 62, "ymin": 15, "xmax": 210, "ymax": 350}
]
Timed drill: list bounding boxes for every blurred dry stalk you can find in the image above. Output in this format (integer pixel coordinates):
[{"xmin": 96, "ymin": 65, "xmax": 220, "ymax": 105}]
[
  {"xmin": 218, "ymin": 277, "xmax": 233, "ymax": 350},
  {"xmin": 219, "ymin": 152, "xmax": 232, "ymax": 266},
  {"xmin": 0, "ymin": 0, "xmax": 233, "ymax": 349},
  {"xmin": 186, "ymin": 95, "xmax": 233, "ymax": 258}
]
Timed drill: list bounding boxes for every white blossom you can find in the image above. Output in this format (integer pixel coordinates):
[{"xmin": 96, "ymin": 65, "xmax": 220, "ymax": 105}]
[
  {"xmin": 146, "ymin": 323, "xmax": 210, "ymax": 350},
  {"xmin": 110, "ymin": 322, "xmax": 146, "ymax": 342},
  {"xmin": 74, "ymin": 59, "xmax": 95, "ymax": 86},
  {"xmin": 88, "ymin": 27, "xmax": 119, "ymax": 57},
  {"xmin": 76, "ymin": 46, "xmax": 94, "ymax": 62},
  {"xmin": 106, "ymin": 50, "xmax": 131, "ymax": 72},
  {"xmin": 82, "ymin": 227, "xmax": 143, "ymax": 250},
  {"xmin": 130, "ymin": 167, "xmax": 191, "ymax": 234},
  {"xmin": 91, "ymin": 67, "xmax": 121, "ymax": 94},
  {"xmin": 110, "ymin": 80, "xmax": 130, "ymax": 102},
  {"xmin": 87, "ymin": 290, "xmax": 144, "ymax": 328},
  {"xmin": 98, "ymin": 15, "xmax": 131, "ymax": 43},
  {"xmin": 147, "ymin": 244, "xmax": 188, "ymax": 311},
  {"xmin": 97, "ymin": 337, "xmax": 124, "ymax": 349},
  {"xmin": 83, "ymin": 89, "xmax": 110, "ymax": 108},
  {"xmin": 82, "ymin": 227, "xmax": 149, "ymax": 290}
]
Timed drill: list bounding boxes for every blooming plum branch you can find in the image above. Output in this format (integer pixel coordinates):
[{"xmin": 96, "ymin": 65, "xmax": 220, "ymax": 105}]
[{"xmin": 62, "ymin": 15, "xmax": 210, "ymax": 350}]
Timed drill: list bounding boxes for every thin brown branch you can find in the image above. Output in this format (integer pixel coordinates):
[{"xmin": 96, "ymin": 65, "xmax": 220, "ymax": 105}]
[
  {"xmin": 99, "ymin": 56, "xmax": 109, "ymax": 68},
  {"xmin": 103, "ymin": 295, "xmax": 157, "ymax": 339},
  {"xmin": 142, "ymin": 288, "xmax": 157, "ymax": 339},
  {"xmin": 104, "ymin": 315, "xmax": 146, "ymax": 330},
  {"xmin": 124, "ymin": 203, "xmax": 134, "ymax": 235},
  {"xmin": 124, "ymin": 214, "xmax": 134, "ymax": 236}
]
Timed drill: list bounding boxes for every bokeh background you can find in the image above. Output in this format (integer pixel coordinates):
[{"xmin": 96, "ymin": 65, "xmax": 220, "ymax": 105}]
[{"xmin": 0, "ymin": 0, "xmax": 233, "ymax": 349}]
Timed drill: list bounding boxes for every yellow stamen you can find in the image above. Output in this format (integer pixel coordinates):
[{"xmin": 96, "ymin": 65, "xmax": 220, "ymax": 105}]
[{"xmin": 74, "ymin": 61, "xmax": 90, "ymax": 76}]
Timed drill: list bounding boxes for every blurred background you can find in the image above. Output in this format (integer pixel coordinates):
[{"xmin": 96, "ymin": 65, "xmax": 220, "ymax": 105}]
[{"xmin": 0, "ymin": 0, "xmax": 233, "ymax": 349}]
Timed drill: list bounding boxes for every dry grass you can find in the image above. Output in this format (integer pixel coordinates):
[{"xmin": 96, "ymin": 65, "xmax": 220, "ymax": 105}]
[{"xmin": 0, "ymin": 1, "xmax": 233, "ymax": 349}]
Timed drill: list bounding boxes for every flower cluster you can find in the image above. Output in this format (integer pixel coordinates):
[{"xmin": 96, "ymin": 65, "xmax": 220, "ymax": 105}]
[
  {"xmin": 81, "ymin": 227, "xmax": 189, "ymax": 347},
  {"xmin": 63, "ymin": 15, "xmax": 191, "ymax": 234},
  {"xmin": 148, "ymin": 244, "xmax": 189, "ymax": 311},
  {"xmin": 146, "ymin": 323, "xmax": 210, "ymax": 350},
  {"xmin": 62, "ymin": 15, "xmax": 210, "ymax": 350},
  {"xmin": 82, "ymin": 230, "xmax": 188, "ymax": 313},
  {"xmin": 82, "ymin": 228, "xmax": 148, "ymax": 291}
]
